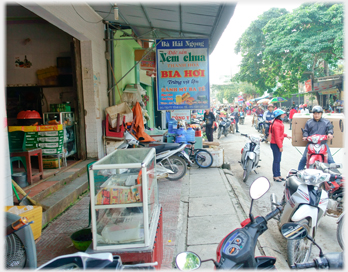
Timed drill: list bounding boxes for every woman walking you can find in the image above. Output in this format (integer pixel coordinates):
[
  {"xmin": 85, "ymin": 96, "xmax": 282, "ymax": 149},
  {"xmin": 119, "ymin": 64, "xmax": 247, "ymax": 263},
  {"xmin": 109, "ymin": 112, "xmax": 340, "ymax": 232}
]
[{"xmin": 269, "ymin": 109, "xmax": 291, "ymax": 182}]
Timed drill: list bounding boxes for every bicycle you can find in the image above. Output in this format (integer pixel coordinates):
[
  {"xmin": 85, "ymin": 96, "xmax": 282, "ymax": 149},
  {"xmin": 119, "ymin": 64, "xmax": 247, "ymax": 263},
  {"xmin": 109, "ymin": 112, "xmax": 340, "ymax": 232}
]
[{"xmin": 183, "ymin": 141, "xmax": 213, "ymax": 168}]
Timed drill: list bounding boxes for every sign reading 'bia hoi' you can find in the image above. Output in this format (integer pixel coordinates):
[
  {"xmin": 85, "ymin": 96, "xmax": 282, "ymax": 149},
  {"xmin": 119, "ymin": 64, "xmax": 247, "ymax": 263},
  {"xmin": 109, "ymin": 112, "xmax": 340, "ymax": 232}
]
[{"xmin": 156, "ymin": 39, "xmax": 210, "ymax": 111}]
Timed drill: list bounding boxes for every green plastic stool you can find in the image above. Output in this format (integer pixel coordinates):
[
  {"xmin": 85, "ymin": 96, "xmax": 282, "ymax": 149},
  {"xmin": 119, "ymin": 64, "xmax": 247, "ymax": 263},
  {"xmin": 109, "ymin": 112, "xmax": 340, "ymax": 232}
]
[{"xmin": 10, "ymin": 156, "xmax": 27, "ymax": 175}]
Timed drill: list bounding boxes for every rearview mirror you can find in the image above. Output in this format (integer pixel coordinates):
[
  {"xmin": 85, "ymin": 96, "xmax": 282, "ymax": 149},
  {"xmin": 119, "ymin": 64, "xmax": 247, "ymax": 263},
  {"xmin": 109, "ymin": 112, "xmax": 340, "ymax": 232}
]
[
  {"xmin": 175, "ymin": 252, "xmax": 201, "ymax": 271},
  {"xmin": 249, "ymin": 177, "xmax": 270, "ymax": 200},
  {"xmin": 281, "ymin": 223, "xmax": 308, "ymax": 240}
]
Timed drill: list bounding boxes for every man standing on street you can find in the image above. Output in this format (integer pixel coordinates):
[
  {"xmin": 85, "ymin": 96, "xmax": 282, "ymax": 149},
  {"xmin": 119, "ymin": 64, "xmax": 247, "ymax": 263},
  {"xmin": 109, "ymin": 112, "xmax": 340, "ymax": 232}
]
[
  {"xmin": 203, "ymin": 108, "xmax": 215, "ymax": 142},
  {"xmin": 263, "ymin": 104, "xmax": 275, "ymax": 139},
  {"xmin": 289, "ymin": 106, "xmax": 297, "ymax": 130},
  {"xmin": 301, "ymin": 104, "xmax": 309, "ymax": 114},
  {"xmin": 298, "ymin": 105, "xmax": 335, "ymax": 170}
]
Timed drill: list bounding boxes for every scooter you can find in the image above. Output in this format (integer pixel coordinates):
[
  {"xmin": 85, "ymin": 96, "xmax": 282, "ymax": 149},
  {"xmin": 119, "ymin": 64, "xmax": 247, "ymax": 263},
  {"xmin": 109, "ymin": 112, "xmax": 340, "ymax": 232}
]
[
  {"xmin": 175, "ymin": 177, "xmax": 283, "ymax": 270},
  {"xmin": 270, "ymin": 165, "xmax": 340, "ymax": 266},
  {"xmin": 120, "ymin": 130, "xmax": 189, "ymax": 181},
  {"xmin": 314, "ymin": 161, "xmax": 345, "ymax": 250},
  {"xmin": 255, "ymin": 114, "xmax": 264, "ymax": 133},
  {"xmin": 239, "ymin": 111, "xmax": 245, "ymax": 125},
  {"xmin": 229, "ymin": 114, "xmax": 236, "ymax": 134},
  {"xmin": 239, "ymin": 134, "xmax": 263, "ymax": 183},
  {"xmin": 37, "ymin": 252, "xmax": 157, "ymax": 270},
  {"xmin": 217, "ymin": 116, "xmax": 231, "ymax": 139},
  {"xmin": 280, "ymin": 222, "xmax": 344, "ymax": 269}
]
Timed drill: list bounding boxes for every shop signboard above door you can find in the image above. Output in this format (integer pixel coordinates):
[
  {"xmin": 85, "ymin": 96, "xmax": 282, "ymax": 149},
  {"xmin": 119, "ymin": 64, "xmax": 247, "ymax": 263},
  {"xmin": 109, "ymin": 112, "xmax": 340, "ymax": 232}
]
[{"xmin": 156, "ymin": 38, "xmax": 210, "ymax": 111}]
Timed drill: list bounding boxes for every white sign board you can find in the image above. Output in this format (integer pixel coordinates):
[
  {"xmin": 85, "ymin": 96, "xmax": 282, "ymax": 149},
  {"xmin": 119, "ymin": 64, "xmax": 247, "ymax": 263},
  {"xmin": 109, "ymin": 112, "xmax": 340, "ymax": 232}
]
[{"xmin": 171, "ymin": 110, "xmax": 191, "ymax": 122}]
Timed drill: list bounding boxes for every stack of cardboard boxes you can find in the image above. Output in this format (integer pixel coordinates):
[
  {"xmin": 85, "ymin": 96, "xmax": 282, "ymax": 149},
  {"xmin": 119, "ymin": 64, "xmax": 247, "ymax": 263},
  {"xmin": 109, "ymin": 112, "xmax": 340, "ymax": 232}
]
[{"xmin": 292, "ymin": 113, "xmax": 344, "ymax": 148}]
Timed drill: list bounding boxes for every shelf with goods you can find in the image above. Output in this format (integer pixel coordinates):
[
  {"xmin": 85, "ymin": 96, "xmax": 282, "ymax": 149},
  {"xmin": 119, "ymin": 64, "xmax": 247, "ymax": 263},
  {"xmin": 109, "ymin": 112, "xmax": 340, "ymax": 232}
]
[
  {"xmin": 88, "ymin": 148, "xmax": 160, "ymax": 251},
  {"xmin": 42, "ymin": 111, "xmax": 77, "ymax": 159}
]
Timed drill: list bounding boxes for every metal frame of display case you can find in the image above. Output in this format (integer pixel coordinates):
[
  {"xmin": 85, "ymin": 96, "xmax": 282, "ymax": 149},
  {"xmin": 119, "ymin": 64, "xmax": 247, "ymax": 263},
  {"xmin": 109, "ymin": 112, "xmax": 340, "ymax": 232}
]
[{"xmin": 89, "ymin": 148, "xmax": 160, "ymax": 251}]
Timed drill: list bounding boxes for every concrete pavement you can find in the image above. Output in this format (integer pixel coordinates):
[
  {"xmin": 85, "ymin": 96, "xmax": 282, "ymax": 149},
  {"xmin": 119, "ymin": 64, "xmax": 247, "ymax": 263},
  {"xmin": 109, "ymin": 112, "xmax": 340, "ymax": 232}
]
[{"xmin": 174, "ymin": 166, "xmax": 289, "ymax": 270}]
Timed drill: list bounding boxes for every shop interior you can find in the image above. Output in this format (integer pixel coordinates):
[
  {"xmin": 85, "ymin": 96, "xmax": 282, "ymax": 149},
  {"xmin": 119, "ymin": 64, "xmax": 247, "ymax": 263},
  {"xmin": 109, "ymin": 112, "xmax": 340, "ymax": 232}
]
[{"xmin": 6, "ymin": 4, "xmax": 85, "ymax": 189}]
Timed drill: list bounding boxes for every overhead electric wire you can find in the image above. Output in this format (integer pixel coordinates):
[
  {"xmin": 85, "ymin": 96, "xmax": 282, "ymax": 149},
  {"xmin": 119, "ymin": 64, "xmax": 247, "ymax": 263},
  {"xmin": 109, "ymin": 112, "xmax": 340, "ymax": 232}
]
[{"xmin": 71, "ymin": 4, "xmax": 113, "ymax": 24}]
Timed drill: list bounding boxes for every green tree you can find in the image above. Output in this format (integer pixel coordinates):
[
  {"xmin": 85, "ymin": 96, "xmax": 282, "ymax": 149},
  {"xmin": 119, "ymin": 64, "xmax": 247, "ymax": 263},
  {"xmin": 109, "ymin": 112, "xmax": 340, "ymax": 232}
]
[
  {"xmin": 234, "ymin": 8, "xmax": 289, "ymax": 93},
  {"xmin": 262, "ymin": 3, "xmax": 344, "ymax": 96}
]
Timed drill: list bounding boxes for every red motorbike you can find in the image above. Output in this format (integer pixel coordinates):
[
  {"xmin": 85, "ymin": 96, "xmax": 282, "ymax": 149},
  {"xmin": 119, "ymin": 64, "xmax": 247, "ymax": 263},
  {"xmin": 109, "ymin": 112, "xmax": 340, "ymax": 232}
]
[{"xmin": 305, "ymin": 134, "xmax": 329, "ymax": 168}]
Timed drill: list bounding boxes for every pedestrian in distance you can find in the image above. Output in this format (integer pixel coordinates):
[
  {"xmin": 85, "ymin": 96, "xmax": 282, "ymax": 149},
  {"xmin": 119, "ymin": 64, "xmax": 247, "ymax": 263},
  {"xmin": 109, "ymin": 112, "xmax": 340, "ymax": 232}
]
[
  {"xmin": 231, "ymin": 106, "xmax": 240, "ymax": 133},
  {"xmin": 263, "ymin": 103, "xmax": 275, "ymax": 140},
  {"xmin": 202, "ymin": 108, "xmax": 215, "ymax": 142},
  {"xmin": 298, "ymin": 105, "xmax": 335, "ymax": 170},
  {"xmin": 301, "ymin": 104, "xmax": 309, "ymax": 114},
  {"xmin": 269, "ymin": 109, "xmax": 291, "ymax": 182},
  {"xmin": 289, "ymin": 106, "xmax": 298, "ymax": 130}
]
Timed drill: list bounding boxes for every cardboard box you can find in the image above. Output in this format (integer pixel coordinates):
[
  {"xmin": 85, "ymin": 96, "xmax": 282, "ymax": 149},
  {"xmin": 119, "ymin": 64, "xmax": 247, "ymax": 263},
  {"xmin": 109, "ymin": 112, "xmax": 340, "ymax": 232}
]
[
  {"xmin": 5, "ymin": 206, "xmax": 42, "ymax": 240},
  {"xmin": 9, "ymin": 126, "xmax": 40, "ymax": 132},
  {"xmin": 43, "ymin": 157, "xmax": 63, "ymax": 169},
  {"xmin": 38, "ymin": 136, "xmax": 63, "ymax": 143},
  {"xmin": 25, "ymin": 143, "xmax": 38, "ymax": 148},
  {"xmin": 39, "ymin": 125, "xmax": 63, "ymax": 131},
  {"xmin": 42, "ymin": 148, "xmax": 63, "ymax": 154},
  {"xmin": 105, "ymin": 102, "xmax": 133, "ymax": 128},
  {"xmin": 292, "ymin": 113, "xmax": 344, "ymax": 148}
]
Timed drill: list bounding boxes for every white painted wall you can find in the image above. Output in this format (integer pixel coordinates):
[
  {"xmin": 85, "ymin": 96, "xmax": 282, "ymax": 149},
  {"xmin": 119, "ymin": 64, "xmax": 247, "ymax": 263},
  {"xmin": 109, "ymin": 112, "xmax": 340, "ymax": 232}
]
[{"xmin": 22, "ymin": 3, "xmax": 109, "ymax": 159}]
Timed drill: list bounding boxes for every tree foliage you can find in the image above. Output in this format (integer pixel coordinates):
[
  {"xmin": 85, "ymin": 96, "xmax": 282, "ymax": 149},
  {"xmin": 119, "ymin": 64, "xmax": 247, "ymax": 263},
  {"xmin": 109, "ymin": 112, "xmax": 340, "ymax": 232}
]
[
  {"xmin": 234, "ymin": 8, "xmax": 289, "ymax": 93},
  {"xmin": 235, "ymin": 3, "xmax": 344, "ymax": 97},
  {"xmin": 262, "ymin": 3, "xmax": 344, "ymax": 95}
]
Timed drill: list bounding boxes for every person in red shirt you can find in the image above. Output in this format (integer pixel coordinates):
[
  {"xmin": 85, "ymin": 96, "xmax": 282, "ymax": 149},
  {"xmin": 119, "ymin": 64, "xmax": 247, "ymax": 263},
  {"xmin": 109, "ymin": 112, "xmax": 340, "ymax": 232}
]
[
  {"xmin": 269, "ymin": 109, "xmax": 291, "ymax": 182},
  {"xmin": 289, "ymin": 106, "xmax": 298, "ymax": 130}
]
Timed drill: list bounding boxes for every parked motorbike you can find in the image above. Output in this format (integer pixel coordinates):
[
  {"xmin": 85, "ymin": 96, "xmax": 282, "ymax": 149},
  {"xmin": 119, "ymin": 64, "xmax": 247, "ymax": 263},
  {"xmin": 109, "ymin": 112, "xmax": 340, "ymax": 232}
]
[
  {"xmin": 229, "ymin": 115, "xmax": 236, "ymax": 134},
  {"xmin": 239, "ymin": 111, "xmax": 245, "ymax": 125},
  {"xmin": 217, "ymin": 117, "xmax": 231, "ymax": 139},
  {"xmin": 280, "ymin": 222, "xmax": 344, "ymax": 269},
  {"xmin": 270, "ymin": 165, "xmax": 341, "ymax": 266},
  {"xmin": 283, "ymin": 109, "xmax": 290, "ymax": 123},
  {"xmin": 239, "ymin": 134, "xmax": 263, "ymax": 182},
  {"xmin": 120, "ymin": 130, "xmax": 188, "ymax": 181},
  {"xmin": 314, "ymin": 161, "xmax": 344, "ymax": 250},
  {"xmin": 254, "ymin": 114, "xmax": 264, "ymax": 134},
  {"xmin": 175, "ymin": 177, "xmax": 283, "ymax": 270},
  {"xmin": 37, "ymin": 252, "xmax": 157, "ymax": 270}
]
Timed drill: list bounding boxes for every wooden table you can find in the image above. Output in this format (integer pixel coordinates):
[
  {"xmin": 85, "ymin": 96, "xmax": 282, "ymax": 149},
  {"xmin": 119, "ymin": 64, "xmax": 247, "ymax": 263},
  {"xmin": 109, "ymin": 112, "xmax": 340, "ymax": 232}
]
[{"xmin": 10, "ymin": 148, "xmax": 44, "ymax": 185}]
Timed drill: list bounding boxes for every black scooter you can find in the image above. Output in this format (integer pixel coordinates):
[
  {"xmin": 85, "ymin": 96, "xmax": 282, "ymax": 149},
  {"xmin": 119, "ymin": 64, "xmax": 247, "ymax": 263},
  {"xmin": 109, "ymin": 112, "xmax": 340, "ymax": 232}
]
[
  {"xmin": 217, "ymin": 117, "xmax": 231, "ymax": 139},
  {"xmin": 175, "ymin": 176, "xmax": 283, "ymax": 270},
  {"xmin": 280, "ymin": 222, "xmax": 344, "ymax": 269}
]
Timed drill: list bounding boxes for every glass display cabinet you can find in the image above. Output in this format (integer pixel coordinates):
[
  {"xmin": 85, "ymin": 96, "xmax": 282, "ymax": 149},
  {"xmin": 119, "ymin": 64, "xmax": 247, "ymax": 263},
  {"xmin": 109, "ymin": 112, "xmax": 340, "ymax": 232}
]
[
  {"xmin": 89, "ymin": 148, "xmax": 160, "ymax": 251},
  {"xmin": 42, "ymin": 112, "xmax": 76, "ymax": 158}
]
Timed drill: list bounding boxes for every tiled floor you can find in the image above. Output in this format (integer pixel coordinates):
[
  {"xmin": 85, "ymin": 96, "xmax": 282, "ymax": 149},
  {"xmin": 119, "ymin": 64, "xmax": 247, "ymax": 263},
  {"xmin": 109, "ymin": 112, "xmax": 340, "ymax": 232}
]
[{"xmin": 35, "ymin": 177, "xmax": 183, "ymax": 269}]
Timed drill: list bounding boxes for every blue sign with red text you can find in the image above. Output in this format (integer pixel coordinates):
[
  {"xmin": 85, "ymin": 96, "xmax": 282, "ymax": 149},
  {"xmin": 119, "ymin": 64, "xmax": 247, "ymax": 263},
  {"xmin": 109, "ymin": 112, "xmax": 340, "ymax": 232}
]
[{"xmin": 156, "ymin": 39, "xmax": 210, "ymax": 111}]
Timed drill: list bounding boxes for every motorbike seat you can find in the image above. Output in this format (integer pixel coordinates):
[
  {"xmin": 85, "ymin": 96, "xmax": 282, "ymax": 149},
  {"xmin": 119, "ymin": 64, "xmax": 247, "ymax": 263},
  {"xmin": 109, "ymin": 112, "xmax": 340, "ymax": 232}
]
[
  {"xmin": 187, "ymin": 141, "xmax": 196, "ymax": 145},
  {"xmin": 153, "ymin": 143, "xmax": 181, "ymax": 153},
  {"xmin": 286, "ymin": 176, "xmax": 302, "ymax": 196}
]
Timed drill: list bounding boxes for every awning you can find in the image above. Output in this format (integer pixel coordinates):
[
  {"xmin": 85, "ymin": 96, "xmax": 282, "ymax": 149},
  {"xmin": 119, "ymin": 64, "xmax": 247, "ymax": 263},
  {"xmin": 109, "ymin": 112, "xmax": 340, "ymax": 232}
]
[{"xmin": 89, "ymin": 2, "xmax": 236, "ymax": 54}]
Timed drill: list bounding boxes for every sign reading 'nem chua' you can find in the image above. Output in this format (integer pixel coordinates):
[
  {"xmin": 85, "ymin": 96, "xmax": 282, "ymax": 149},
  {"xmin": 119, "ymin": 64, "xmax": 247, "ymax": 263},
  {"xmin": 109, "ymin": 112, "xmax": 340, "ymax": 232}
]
[{"xmin": 156, "ymin": 39, "xmax": 210, "ymax": 111}]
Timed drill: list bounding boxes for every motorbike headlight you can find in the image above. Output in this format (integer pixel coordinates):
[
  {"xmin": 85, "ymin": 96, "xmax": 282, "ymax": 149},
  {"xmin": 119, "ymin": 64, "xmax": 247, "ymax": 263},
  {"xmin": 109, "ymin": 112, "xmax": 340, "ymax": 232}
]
[
  {"xmin": 311, "ymin": 135, "xmax": 319, "ymax": 144},
  {"xmin": 250, "ymin": 136, "xmax": 261, "ymax": 143}
]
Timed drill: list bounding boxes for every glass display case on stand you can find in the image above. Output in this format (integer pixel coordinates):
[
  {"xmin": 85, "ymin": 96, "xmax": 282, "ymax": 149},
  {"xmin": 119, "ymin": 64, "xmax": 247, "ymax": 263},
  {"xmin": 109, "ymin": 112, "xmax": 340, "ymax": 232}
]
[{"xmin": 89, "ymin": 148, "xmax": 160, "ymax": 251}]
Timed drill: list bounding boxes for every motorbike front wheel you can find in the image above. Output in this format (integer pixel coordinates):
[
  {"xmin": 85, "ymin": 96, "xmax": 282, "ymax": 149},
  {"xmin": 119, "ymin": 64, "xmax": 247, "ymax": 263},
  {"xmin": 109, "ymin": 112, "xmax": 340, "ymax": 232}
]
[
  {"xmin": 242, "ymin": 159, "xmax": 253, "ymax": 182},
  {"xmin": 163, "ymin": 155, "xmax": 187, "ymax": 181},
  {"xmin": 287, "ymin": 220, "xmax": 312, "ymax": 266},
  {"xmin": 218, "ymin": 128, "xmax": 222, "ymax": 139},
  {"xmin": 337, "ymin": 215, "xmax": 344, "ymax": 250}
]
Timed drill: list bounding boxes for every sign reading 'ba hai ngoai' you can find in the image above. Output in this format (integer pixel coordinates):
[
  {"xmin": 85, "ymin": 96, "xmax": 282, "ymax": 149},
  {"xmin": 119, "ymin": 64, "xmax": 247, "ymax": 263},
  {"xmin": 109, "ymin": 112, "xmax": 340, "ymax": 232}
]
[{"xmin": 156, "ymin": 39, "xmax": 210, "ymax": 111}]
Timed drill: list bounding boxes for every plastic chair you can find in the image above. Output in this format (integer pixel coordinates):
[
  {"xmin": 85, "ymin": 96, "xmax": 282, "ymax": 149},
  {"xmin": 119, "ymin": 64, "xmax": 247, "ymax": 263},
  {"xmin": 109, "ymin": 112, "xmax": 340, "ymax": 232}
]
[{"xmin": 10, "ymin": 156, "xmax": 27, "ymax": 175}]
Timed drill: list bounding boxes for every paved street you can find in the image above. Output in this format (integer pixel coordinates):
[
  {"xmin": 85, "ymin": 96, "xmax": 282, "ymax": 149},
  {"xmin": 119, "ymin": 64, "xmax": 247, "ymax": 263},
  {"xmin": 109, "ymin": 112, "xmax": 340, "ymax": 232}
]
[{"xmin": 217, "ymin": 114, "xmax": 344, "ymax": 261}]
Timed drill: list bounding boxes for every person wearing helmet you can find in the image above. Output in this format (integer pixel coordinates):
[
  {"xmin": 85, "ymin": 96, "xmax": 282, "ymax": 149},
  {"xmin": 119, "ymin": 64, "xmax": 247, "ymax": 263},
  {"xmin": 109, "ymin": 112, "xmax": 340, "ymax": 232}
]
[
  {"xmin": 269, "ymin": 109, "xmax": 291, "ymax": 181},
  {"xmin": 301, "ymin": 104, "xmax": 309, "ymax": 114},
  {"xmin": 262, "ymin": 103, "xmax": 275, "ymax": 140},
  {"xmin": 298, "ymin": 104, "xmax": 303, "ymax": 113},
  {"xmin": 298, "ymin": 105, "xmax": 335, "ymax": 170}
]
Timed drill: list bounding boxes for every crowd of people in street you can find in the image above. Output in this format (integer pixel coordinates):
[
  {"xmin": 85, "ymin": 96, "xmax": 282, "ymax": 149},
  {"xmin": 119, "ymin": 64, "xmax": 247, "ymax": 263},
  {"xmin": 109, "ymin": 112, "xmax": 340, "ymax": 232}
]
[{"xmin": 207, "ymin": 100, "xmax": 337, "ymax": 183}]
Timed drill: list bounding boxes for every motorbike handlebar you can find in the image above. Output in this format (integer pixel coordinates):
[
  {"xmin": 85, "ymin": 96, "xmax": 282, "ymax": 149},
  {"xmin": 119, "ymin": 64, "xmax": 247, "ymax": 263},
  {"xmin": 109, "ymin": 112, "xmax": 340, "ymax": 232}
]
[
  {"xmin": 291, "ymin": 262, "xmax": 316, "ymax": 269},
  {"xmin": 265, "ymin": 206, "xmax": 283, "ymax": 221}
]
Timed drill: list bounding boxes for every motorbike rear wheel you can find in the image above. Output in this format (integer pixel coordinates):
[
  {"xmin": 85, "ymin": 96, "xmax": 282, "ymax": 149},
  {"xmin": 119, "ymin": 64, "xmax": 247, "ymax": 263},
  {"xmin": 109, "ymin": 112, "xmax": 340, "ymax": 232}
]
[
  {"xmin": 242, "ymin": 159, "xmax": 253, "ymax": 183},
  {"xmin": 287, "ymin": 220, "xmax": 312, "ymax": 266},
  {"xmin": 163, "ymin": 155, "xmax": 187, "ymax": 181},
  {"xmin": 337, "ymin": 215, "xmax": 344, "ymax": 250},
  {"xmin": 194, "ymin": 150, "xmax": 213, "ymax": 168},
  {"xmin": 218, "ymin": 128, "xmax": 222, "ymax": 139},
  {"xmin": 224, "ymin": 128, "xmax": 228, "ymax": 137}
]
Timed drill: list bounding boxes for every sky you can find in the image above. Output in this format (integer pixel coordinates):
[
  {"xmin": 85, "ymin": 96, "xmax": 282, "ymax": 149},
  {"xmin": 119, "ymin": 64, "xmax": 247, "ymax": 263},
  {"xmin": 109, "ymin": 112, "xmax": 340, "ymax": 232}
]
[{"xmin": 209, "ymin": 1, "xmax": 308, "ymax": 85}]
